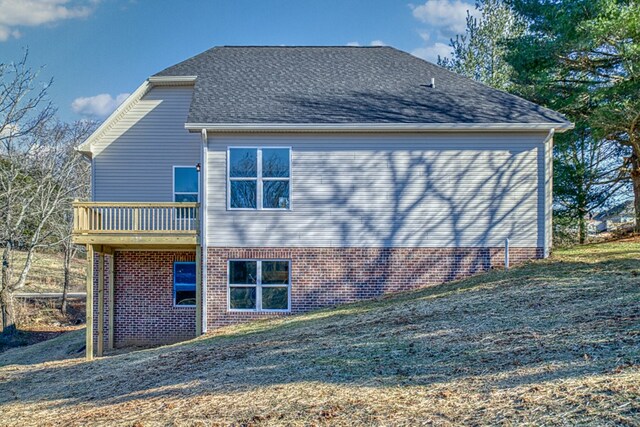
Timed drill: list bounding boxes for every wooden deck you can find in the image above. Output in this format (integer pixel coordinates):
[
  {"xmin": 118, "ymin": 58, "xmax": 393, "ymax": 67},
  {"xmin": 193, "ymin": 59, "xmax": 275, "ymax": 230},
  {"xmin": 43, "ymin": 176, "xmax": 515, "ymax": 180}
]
[
  {"xmin": 72, "ymin": 201, "xmax": 199, "ymax": 247},
  {"xmin": 72, "ymin": 201, "xmax": 202, "ymax": 360}
]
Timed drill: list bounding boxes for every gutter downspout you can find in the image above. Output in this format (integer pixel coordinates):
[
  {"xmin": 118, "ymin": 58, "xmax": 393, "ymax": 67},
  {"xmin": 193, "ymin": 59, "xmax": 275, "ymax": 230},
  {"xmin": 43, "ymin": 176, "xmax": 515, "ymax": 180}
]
[
  {"xmin": 544, "ymin": 128, "xmax": 555, "ymax": 258},
  {"xmin": 200, "ymin": 128, "xmax": 208, "ymax": 333}
]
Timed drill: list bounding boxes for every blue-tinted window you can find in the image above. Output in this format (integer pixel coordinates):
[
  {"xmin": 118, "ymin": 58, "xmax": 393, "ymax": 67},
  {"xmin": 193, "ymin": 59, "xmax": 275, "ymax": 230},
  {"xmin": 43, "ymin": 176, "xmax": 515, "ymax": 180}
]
[
  {"xmin": 263, "ymin": 181, "xmax": 289, "ymax": 209},
  {"xmin": 262, "ymin": 148, "xmax": 290, "ymax": 177},
  {"xmin": 175, "ymin": 194, "xmax": 198, "ymax": 203},
  {"xmin": 174, "ymin": 167, "xmax": 198, "ymax": 193},
  {"xmin": 228, "ymin": 148, "xmax": 291, "ymax": 210},
  {"xmin": 229, "ymin": 148, "xmax": 257, "ymax": 177},
  {"xmin": 230, "ymin": 181, "xmax": 257, "ymax": 209},
  {"xmin": 174, "ymin": 262, "xmax": 196, "ymax": 306}
]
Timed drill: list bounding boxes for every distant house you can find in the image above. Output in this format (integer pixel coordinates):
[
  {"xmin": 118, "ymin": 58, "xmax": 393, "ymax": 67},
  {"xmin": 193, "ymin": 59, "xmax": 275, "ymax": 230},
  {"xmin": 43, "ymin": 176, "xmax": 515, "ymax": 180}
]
[
  {"xmin": 72, "ymin": 46, "xmax": 572, "ymax": 359},
  {"xmin": 593, "ymin": 200, "xmax": 635, "ymax": 233}
]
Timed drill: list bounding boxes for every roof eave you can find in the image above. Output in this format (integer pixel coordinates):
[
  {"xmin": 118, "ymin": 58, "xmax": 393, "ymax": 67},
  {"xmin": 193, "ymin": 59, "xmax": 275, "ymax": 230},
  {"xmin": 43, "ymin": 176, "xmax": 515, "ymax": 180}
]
[{"xmin": 185, "ymin": 122, "xmax": 575, "ymax": 133}]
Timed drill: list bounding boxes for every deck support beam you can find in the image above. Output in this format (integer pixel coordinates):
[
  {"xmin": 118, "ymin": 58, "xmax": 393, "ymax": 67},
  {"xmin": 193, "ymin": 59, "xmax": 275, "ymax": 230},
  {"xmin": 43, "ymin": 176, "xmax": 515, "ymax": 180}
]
[
  {"xmin": 108, "ymin": 252, "xmax": 115, "ymax": 350},
  {"xmin": 195, "ymin": 246, "xmax": 202, "ymax": 336},
  {"xmin": 85, "ymin": 245, "xmax": 94, "ymax": 361},
  {"xmin": 97, "ymin": 253, "xmax": 104, "ymax": 357}
]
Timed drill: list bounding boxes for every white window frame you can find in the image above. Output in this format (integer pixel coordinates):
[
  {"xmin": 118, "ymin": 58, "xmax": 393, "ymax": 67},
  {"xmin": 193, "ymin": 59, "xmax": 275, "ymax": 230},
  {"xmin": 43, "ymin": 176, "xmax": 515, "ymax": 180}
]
[
  {"xmin": 173, "ymin": 261, "xmax": 196, "ymax": 308},
  {"xmin": 172, "ymin": 165, "xmax": 199, "ymax": 203},
  {"xmin": 226, "ymin": 147, "xmax": 292, "ymax": 211},
  {"xmin": 227, "ymin": 259, "xmax": 291, "ymax": 313}
]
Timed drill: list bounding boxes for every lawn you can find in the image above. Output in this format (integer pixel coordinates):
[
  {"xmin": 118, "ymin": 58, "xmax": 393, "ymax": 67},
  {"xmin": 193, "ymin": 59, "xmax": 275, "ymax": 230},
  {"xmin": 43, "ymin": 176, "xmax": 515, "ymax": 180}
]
[
  {"xmin": 0, "ymin": 240, "xmax": 638, "ymax": 426},
  {"xmin": 12, "ymin": 250, "xmax": 86, "ymax": 294}
]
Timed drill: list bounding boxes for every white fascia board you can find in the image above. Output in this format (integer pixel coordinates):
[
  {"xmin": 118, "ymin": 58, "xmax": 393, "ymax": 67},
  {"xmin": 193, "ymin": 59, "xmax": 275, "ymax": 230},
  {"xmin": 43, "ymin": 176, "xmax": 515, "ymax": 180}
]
[
  {"xmin": 76, "ymin": 76, "xmax": 197, "ymax": 159},
  {"xmin": 185, "ymin": 122, "xmax": 575, "ymax": 133},
  {"xmin": 148, "ymin": 75, "xmax": 197, "ymax": 85},
  {"xmin": 76, "ymin": 81, "xmax": 151, "ymax": 159}
]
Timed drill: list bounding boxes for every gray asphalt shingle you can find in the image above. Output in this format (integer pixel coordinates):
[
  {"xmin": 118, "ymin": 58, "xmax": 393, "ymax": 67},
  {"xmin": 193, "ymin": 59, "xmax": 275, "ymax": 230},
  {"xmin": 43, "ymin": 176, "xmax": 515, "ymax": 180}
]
[{"xmin": 154, "ymin": 46, "xmax": 569, "ymax": 125}]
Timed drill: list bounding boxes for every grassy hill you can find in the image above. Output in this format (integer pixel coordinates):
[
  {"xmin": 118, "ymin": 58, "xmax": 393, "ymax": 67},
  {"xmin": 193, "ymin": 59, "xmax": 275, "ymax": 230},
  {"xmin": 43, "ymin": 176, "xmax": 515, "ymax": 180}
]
[
  {"xmin": 0, "ymin": 240, "xmax": 638, "ymax": 426},
  {"xmin": 12, "ymin": 250, "xmax": 85, "ymax": 294}
]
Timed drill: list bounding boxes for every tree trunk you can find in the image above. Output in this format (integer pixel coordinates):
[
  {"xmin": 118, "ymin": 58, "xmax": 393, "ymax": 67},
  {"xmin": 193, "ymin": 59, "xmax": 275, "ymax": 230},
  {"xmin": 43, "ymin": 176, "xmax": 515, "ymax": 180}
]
[
  {"xmin": 61, "ymin": 244, "xmax": 71, "ymax": 315},
  {"xmin": 0, "ymin": 288, "xmax": 16, "ymax": 336},
  {"xmin": 0, "ymin": 244, "xmax": 17, "ymax": 335},
  {"xmin": 576, "ymin": 188, "xmax": 587, "ymax": 244},
  {"xmin": 578, "ymin": 213, "xmax": 587, "ymax": 244},
  {"xmin": 632, "ymin": 154, "xmax": 640, "ymax": 234}
]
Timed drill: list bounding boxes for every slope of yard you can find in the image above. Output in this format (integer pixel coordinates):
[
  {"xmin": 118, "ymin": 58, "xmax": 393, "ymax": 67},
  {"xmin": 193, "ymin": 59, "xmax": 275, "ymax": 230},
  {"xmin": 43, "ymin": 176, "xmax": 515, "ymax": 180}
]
[
  {"xmin": 0, "ymin": 251, "xmax": 86, "ymax": 353},
  {"xmin": 12, "ymin": 250, "xmax": 85, "ymax": 294},
  {"xmin": 0, "ymin": 240, "xmax": 639, "ymax": 426}
]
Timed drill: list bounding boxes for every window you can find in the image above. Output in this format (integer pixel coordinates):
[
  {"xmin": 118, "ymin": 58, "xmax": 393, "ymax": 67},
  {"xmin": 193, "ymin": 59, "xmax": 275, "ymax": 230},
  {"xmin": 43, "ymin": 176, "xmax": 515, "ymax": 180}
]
[
  {"xmin": 228, "ymin": 147, "xmax": 290, "ymax": 210},
  {"xmin": 228, "ymin": 260, "xmax": 290, "ymax": 311},
  {"xmin": 174, "ymin": 262, "xmax": 196, "ymax": 306},
  {"xmin": 174, "ymin": 166, "xmax": 198, "ymax": 219}
]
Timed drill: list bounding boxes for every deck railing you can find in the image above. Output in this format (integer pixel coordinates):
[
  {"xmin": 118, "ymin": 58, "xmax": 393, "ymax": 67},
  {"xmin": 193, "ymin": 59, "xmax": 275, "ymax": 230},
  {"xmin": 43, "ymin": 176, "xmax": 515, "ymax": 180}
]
[{"xmin": 73, "ymin": 202, "xmax": 200, "ymax": 235}]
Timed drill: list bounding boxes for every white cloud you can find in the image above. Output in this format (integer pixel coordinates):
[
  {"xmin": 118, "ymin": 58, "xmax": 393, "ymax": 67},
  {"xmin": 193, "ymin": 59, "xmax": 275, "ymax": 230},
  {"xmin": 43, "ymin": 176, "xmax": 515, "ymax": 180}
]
[
  {"xmin": 0, "ymin": 0, "xmax": 97, "ymax": 41},
  {"xmin": 410, "ymin": 0, "xmax": 474, "ymax": 36},
  {"xmin": 346, "ymin": 41, "xmax": 361, "ymax": 47},
  {"xmin": 411, "ymin": 42, "xmax": 452, "ymax": 63},
  {"xmin": 71, "ymin": 92, "xmax": 129, "ymax": 118}
]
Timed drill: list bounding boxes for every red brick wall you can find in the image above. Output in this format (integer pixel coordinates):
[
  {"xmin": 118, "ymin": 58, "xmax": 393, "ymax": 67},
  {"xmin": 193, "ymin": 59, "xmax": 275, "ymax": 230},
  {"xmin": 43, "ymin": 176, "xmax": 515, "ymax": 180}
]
[
  {"xmin": 93, "ymin": 250, "xmax": 197, "ymax": 349},
  {"xmin": 206, "ymin": 247, "xmax": 543, "ymax": 329},
  {"xmin": 92, "ymin": 246, "xmax": 541, "ymax": 348}
]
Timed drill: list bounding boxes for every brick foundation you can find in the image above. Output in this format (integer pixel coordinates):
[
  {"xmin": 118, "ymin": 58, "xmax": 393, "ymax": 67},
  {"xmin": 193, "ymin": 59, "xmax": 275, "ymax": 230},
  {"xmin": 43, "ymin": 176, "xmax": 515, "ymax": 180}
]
[
  {"xmin": 93, "ymin": 250, "xmax": 197, "ymax": 349},
  {"xmin": 206, "ymin": 246, "xmax": 543, "ymax": 329},
  {"xmin": 92, "ymin": 246, "xmax": 541, "ymax": 348}
]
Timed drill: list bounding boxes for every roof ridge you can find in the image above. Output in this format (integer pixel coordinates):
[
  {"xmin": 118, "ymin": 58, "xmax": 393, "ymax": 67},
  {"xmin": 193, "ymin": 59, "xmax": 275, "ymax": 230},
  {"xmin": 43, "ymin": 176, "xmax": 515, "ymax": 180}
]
[{"xmin": 218, "ymin": 45, "xmax": 389, "ymax": 48}]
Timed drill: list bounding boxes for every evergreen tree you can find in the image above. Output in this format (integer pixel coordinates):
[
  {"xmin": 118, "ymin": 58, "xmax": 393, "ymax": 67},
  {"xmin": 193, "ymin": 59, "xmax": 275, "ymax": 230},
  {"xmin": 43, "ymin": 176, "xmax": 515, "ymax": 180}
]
[
  {"xmin": 507, "ymin": 0, "xmax": 640, "ymax": 232},
  {"xmin": 438, "ymin": 0, "xmax": 525, "ymax": 90}
]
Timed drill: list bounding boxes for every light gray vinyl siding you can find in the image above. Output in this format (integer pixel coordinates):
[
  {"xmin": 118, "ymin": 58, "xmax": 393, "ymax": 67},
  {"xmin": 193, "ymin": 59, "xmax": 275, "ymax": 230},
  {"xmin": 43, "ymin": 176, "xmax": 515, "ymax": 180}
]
[
  {"xmin": 92, "ymin": 86, "xmax": 200, "ymax": 202},
  {"xmin": 206, "ymin": 133, "xmax": 551, "ymax": 248}
]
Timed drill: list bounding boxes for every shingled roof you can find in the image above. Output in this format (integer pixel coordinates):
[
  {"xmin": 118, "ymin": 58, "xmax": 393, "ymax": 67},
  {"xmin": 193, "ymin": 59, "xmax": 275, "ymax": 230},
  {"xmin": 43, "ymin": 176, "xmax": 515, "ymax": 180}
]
[{"xmin": 154, "ymin": 46, "xmax": 570, "ymax": 126}]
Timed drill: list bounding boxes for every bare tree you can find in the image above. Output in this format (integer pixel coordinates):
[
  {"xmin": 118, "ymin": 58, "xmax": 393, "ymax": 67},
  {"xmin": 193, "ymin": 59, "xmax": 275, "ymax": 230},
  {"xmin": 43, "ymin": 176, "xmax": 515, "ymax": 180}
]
[
  {"xmin": 0, "ymin": 118, "xmax": 95, "ymax": 334},
  {"xmin": 0, "ymin": 51, "xmax": 56, "ymax": 335},
  {"xmin": 51, "ymin": 122, "xmax": 94, "ymax": 315}
]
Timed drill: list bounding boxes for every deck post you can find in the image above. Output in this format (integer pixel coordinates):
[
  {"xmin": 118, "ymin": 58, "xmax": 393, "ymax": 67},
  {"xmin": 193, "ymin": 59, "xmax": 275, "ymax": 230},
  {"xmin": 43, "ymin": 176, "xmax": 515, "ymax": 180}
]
[
  {"xmin": 195, "ymin": 246, "xmax": 202, "ymax": 336},
  {"xmin": 108, "ymin": 252, "xmax": 115, "ymax": 350},
  {"xmin": 97, "ymin": 253, "xmax": 104, "ymax": 357},
  {"xmin": 85, "ymin": 245, "xmax": 94, "ymax": 361}
]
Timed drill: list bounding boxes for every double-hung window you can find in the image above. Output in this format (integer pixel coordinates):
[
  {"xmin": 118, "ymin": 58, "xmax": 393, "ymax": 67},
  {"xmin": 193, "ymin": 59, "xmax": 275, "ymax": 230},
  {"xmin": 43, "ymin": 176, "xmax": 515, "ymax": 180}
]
[
  {"xmin": 228, "ymin": 260, "xmax": 290, "ymax": 312},
  {"xmin": 228, "ymin": 147, "xmax": 290, "ymax": 210},
  {"xmin": 174, "ymin": 262, "xmax": 196, "ymax": 306}
]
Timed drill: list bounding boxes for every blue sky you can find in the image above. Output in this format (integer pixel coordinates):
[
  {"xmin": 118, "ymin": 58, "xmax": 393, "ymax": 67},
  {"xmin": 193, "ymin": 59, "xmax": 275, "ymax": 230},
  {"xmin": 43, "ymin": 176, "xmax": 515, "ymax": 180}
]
[{"xmin": 0, "ymin": 0, "xmax": 477, "ymax": 121}]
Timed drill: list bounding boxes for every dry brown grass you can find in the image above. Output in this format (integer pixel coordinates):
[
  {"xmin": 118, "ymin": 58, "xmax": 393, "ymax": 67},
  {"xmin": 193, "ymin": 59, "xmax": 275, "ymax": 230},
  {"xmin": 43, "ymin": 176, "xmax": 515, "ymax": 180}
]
[
  {"xmin": 0, "ymin": 241, "xmax": 639, "ymax": 426},
  {"xmin": 12, "ymin": 250, "xmax": 85, "ymax": 294}
]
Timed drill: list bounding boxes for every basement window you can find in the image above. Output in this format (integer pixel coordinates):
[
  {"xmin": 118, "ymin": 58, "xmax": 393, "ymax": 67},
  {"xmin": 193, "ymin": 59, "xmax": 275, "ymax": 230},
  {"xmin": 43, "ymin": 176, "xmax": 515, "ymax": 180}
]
[
  {"xmin": 228, "ymin": 260, "xmax": 290, "ymax": 312},
  {"xmin": 228, "ymin": 147, "xmax": 291, "ymax": 210},
  {"xmin": 174, "ymin": 262, "xmax": 196, "ymax": 306}
]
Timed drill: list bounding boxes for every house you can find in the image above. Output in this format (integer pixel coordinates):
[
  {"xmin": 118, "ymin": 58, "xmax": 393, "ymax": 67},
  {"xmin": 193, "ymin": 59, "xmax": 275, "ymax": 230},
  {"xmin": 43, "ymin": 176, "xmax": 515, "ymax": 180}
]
[
  {"xmin": 592, "ymin": 200, "xmax": 635, "ymax": 233},
  {"xmin": 73, "ymin": 46, "xmax": 573, "ymax": 359}
]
